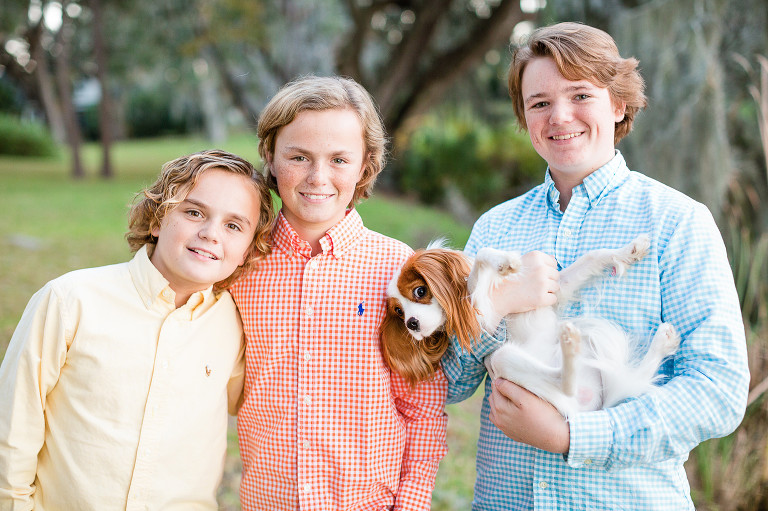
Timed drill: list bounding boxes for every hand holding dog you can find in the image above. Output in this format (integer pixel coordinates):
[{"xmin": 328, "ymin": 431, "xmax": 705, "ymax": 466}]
[
  {"xmin": 489, "ymin": 378, "xmax": 570, "ymax": 454},
  {"xmin": 487, "ymin": 251, "xmax": 559, "ymax": 324}
]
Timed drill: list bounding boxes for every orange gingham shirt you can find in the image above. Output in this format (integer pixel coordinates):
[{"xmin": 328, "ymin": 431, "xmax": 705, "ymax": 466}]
[{"xmin": 230, "ymin": 209, "xmax": 448, "ymax": 511}]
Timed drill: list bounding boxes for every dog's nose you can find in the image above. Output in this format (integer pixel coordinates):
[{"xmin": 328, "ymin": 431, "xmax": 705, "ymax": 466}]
[{"xmin": 406, "ymin": 318, "xmax": 419, "ymax": 331}]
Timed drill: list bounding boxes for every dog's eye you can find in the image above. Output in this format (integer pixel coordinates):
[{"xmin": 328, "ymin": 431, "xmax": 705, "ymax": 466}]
[
  {"xmin": 394, "ymin": 306, "xmax": 404, "ymax": 317},
  {"xmin": 414, "ymin": 286, "xmax": 427, "ymax": 299}
]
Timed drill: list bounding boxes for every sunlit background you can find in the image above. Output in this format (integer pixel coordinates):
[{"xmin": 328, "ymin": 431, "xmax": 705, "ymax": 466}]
[{"xmin": 1, "ymin": 0, "xmax": 767, "ymax": 509}]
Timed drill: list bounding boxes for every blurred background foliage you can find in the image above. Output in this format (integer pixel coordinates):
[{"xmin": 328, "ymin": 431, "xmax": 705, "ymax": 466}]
[{"xmin": 1, "ymin": 0, "xmax": 768, "ymax": 508}]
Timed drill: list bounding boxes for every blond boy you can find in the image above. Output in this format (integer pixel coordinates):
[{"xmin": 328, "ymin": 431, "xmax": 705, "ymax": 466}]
[
  {"xmin": 0, "ymin": 150, "xmax": 274, "ymax": 510},
  {"xmin": 231, "ymin": 76, "xmax": 447, "ymax": 510}
]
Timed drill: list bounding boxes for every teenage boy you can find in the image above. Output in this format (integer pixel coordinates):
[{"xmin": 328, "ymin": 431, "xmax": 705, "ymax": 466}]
[
  {"xmin": 0, "ymin": 149, "xmax": 275, "ymax": 510},
  {"xmin": 230, "ymin": 76, "xmax": 447, "ymax": 510},
  {"xmin": 443, "ymin": 22, "xmax": 750, "ymax": 510}
]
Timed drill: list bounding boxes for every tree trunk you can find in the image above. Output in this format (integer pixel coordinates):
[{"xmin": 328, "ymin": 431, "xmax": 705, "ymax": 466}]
[
  {"xmin": 55, "ymin": 0, "xmax": 85, "ymax": 179},
  {"xmin": 197, "ymin": 50, "xmax": 228, "ymax": 144},
  {"xmin": 383, "ymin": 0, "xmax": 531, "ymax": 133},
  {"xmin": 205, "ymin": 43, "xmax": 262, "ymax": 127},
  {"xmin": 90, "ymin": 0, "xmax": 113, "ymax": 178},
  {"xmin": 28, "ymin": 21, "xmax": 66, "ymax": 143}
]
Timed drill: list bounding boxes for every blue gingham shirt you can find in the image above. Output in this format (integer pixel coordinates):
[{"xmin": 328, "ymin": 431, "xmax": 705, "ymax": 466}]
[{"xmin": 443, "ymin": 152, "xmax": 749, "ymax": 510}]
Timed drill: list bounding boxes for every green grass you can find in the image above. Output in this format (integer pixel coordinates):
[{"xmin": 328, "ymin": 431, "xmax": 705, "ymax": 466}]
[{"xmin": 0, "ymin": 135, "xmax": 482, "ymax": 510}]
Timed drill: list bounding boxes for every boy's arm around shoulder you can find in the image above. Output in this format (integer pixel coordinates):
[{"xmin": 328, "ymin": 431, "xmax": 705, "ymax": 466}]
[
  {"xmin": 226, "ymin": 334, "xmax": 246, "ymax": 415},
  {"xmin": 390, "ymin": 369, "xmax": 448, "ymax": 511},
  {"xmin": 218, "ymin": 289, "xmax": 246, "ymax": 415},
  {"xmin": 0, "ymin": 283, "xmax": 70, "ymax": 509},
  {"xmin": 566, "ymin": 203, "xmax": 750, "ymax": 471}
]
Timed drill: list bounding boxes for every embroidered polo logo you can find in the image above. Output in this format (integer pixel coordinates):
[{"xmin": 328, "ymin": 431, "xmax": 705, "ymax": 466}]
[{"xmin": 357, "ymin": 301, "xmax": 365, "ymax": 316}]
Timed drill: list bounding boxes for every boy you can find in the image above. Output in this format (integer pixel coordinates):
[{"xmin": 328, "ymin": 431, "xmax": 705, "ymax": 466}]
[
  {"xmin": 443, "ymin": 22, "xmax": 750, "ymax": 509},
  {"xmin": 0, "ymin": 149, "xmax": 275, "ymax": 510},
  {"xmin": 230, "ymin": 76, "xmax": 447, "ymax": 510}
]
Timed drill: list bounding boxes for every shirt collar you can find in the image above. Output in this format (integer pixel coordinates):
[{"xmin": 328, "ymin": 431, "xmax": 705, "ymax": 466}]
[
  {"xmin": 273, "ymin": 208, "xmax": 365, "ymax": 260},
  {"xmin": 544, "ymin": 150, "xmax": 628, "ymax": 211},
  {"xmin": 128, "ymin": 245, "xmax": 215, "ymax": 315}
]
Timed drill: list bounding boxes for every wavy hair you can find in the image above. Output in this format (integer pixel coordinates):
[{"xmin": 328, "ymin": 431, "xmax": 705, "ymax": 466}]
[
  {"xmin": 508, "ymin": 22, "xmax": 647, "ymax": 144},
  {"xmin": 126, "ymin": 149, "xmax": 275, "ymax": 290}
]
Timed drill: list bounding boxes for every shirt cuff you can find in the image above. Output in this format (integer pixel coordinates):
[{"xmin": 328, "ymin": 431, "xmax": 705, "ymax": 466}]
[
  {"xmin": 564, "ymin": 409, "xmax": 613, "ymax": 469},
  {"xmin": 475, "ymin": 321, "xmax": 507, "ymax": 359}
]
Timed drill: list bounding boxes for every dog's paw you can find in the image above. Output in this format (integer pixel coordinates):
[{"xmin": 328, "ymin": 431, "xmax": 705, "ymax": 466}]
[
  {"xmin": 611, "ymin": 234, "xmax": 651, "ymax": 276},
  {"xmin": 484, "ymin": 352, "xmax": 499, "ymax": 381},
  {"xmin": 559, "ymin": 322, "xmax": 582, "ymax": 357},
  {"xmin": 653, "ymin": 322, "xmax": 680, "ymax": 357},
  {"xmin": 476, "ymin": 247, "xmax": 522, "ymax": 276}
]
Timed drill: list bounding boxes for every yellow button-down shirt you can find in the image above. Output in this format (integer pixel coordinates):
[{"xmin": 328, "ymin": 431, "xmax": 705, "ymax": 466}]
[
  {"xmin": 231, "ymin": 210, "xmax": 448, "ymax": 511},
  {"xmin": 0, "ymin": 246, "xmax": 245, "ymax": 511}
]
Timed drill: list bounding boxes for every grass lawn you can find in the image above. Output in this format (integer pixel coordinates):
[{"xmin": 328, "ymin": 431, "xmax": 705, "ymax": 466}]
[{"xmin": 0, "ymin": 135, "xmax": 485, "ymax": 510}]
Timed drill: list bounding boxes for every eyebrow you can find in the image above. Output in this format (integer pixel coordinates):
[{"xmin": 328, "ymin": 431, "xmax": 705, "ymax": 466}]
[
  {"xmin": 282, "ymin": 145, "xmax": 356, "ymax": 156},
  {"xmin": 183, "ymin": 198, "xmax": 253, "ymax": 227},
  {"xmin": 524, "ymin": 84, "xmax": 596, "ymax": 104}
]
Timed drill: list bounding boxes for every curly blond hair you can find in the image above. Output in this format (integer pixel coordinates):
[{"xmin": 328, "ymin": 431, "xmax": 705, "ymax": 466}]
[{"xmin": 126, "ymin": 149, "xmax": 275, "ymax": 290}]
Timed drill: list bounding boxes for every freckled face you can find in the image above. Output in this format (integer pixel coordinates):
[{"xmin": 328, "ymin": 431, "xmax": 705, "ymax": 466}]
[
  {"xmin": 268, "ymin": 108, "xmax": 366, "ymax": 243},
  {"xmin": 521, "ymin": 57, "xmax": 626, "ymax": 187}
]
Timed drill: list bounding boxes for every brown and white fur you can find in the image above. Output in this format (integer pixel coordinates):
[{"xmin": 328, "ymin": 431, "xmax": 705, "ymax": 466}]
[
  {"xmin": 380, "ymin": 235, "xmax": 680, "ymax": 418},
  {"xmin": 380, "ymin": 244, "xmax": 481, "ymax": 387}
]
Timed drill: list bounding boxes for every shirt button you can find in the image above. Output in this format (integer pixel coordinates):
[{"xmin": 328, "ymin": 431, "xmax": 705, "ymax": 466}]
[
  {"xmin": 562, "ymin": 228, "xmax": 572, "ymax": 237},
  {"xmin": 309, "ymin": 260, "xmax": 319, "ymax": 270},
  {"xmin": 305, "ymin": 306, "xmax": 314, "ymax": 317},
  {"xmin": 304, "ymin": 350, "xmax": 311, "ymax": 361},
  {"xmin": 302, "ymin": 440, "xmax": 310, "ymax": 449},
  {"xmin": 304, "ymin": 395, "xmax": 311, "ymax": 405},
  {"xmin": 539, "ymin": 481, "xmax": 548, "ymax": 489},
  {"xmin": 162, "ymin": 289, "xmax": 172, "ymax": 299},
  {"xmin": 161, "ymin": 360, "xmax": 169, "ymax": 369},
  {"xmin": 584, "ymin": 458, "xmax": 593, "ymax": 465},
  {"xmin": 303, "ymin": 483, "xmax": 311, "ymax": 492}
]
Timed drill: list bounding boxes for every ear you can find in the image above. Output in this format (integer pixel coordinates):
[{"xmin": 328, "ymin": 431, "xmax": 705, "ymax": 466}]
[
  {"xmin": 151, "ymin": 225, "xmax": 160, "ymax": 238},
  {"xmin": 380, "ymin": 310, "xmax": 436, "ymax": 388},
  {"xmin": 443, "ymin": 291, "xmax": 482, "ymax": 354},
  {"xmin": 420, "ymin": 251, "xmax": 481, "ymax": 352},
  {"xmin": 267, "ymin": 152, "xmax": 276, "ymax": 177},
  {"xmin": 614, "ymin": 100, "xmax": 627, "ymax": 123}
]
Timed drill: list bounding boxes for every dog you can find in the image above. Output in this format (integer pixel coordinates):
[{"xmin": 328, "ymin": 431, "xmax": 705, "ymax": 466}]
[{"xmin": 380, "ymin": 235, "xmax": 679, "ymax": 418}]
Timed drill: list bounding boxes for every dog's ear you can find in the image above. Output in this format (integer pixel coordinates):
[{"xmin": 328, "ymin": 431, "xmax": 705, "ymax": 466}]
[
  {"xmin": 417, "ymin": 250, "xmax": 481, "ymax": 353},
  {"xmin": 380, "ymin": 308, "xmax": 447, "ymax": 388}
]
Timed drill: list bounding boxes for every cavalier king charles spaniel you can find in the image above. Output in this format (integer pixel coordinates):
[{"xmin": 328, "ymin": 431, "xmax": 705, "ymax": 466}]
[{"xmin": 380, "ymin": 235, "xmax": 679, "ymax": 418}]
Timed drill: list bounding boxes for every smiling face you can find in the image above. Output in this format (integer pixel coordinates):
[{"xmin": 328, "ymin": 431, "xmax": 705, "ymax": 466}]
[
  {"xmin": 522, "ymin": 57, "xmax": 626, "ymax": 191},
  {"xmin": 268, "ymin": 107, "xmax": 366, "ymax": 250},
  {"xmin": 150, "ymin": 168, "xmax": 261, "ymax": 306}
]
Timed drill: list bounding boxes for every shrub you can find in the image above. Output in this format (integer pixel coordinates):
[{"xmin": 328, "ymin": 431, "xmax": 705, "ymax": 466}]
[
  {"xmin": 125, "ymin": 86, "xmax": 202, "ymax": 139},
  {"xmin": 0, "ymin": 114, "xmax": 57, "ymax": 157},
  {"xmin": 0, "ymin": 77, "xmax": 23, "ymax": 115},
  {"xmin": 396, "ymin": 107, "xmax": 542, "ymax": 214}
]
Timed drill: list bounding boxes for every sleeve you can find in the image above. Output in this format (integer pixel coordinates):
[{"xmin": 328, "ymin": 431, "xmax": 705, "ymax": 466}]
[
  {"xmin": 390, "ymin": 369, "xmax": 448, "ymax": 511},
  {"xmin": 226, "ymin": 335, "xmax": 246, "ymax": 415},
  {"xmin": 566, "ymin": 204, "xmax": 750, "ymax": 471},
  {"xmin": 0, "ymin": 284, "xmax": 70, "ymax": 510},
  {"xmin": 442, "ymin": 213, "xmax": 507, "ymax": 404}
]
